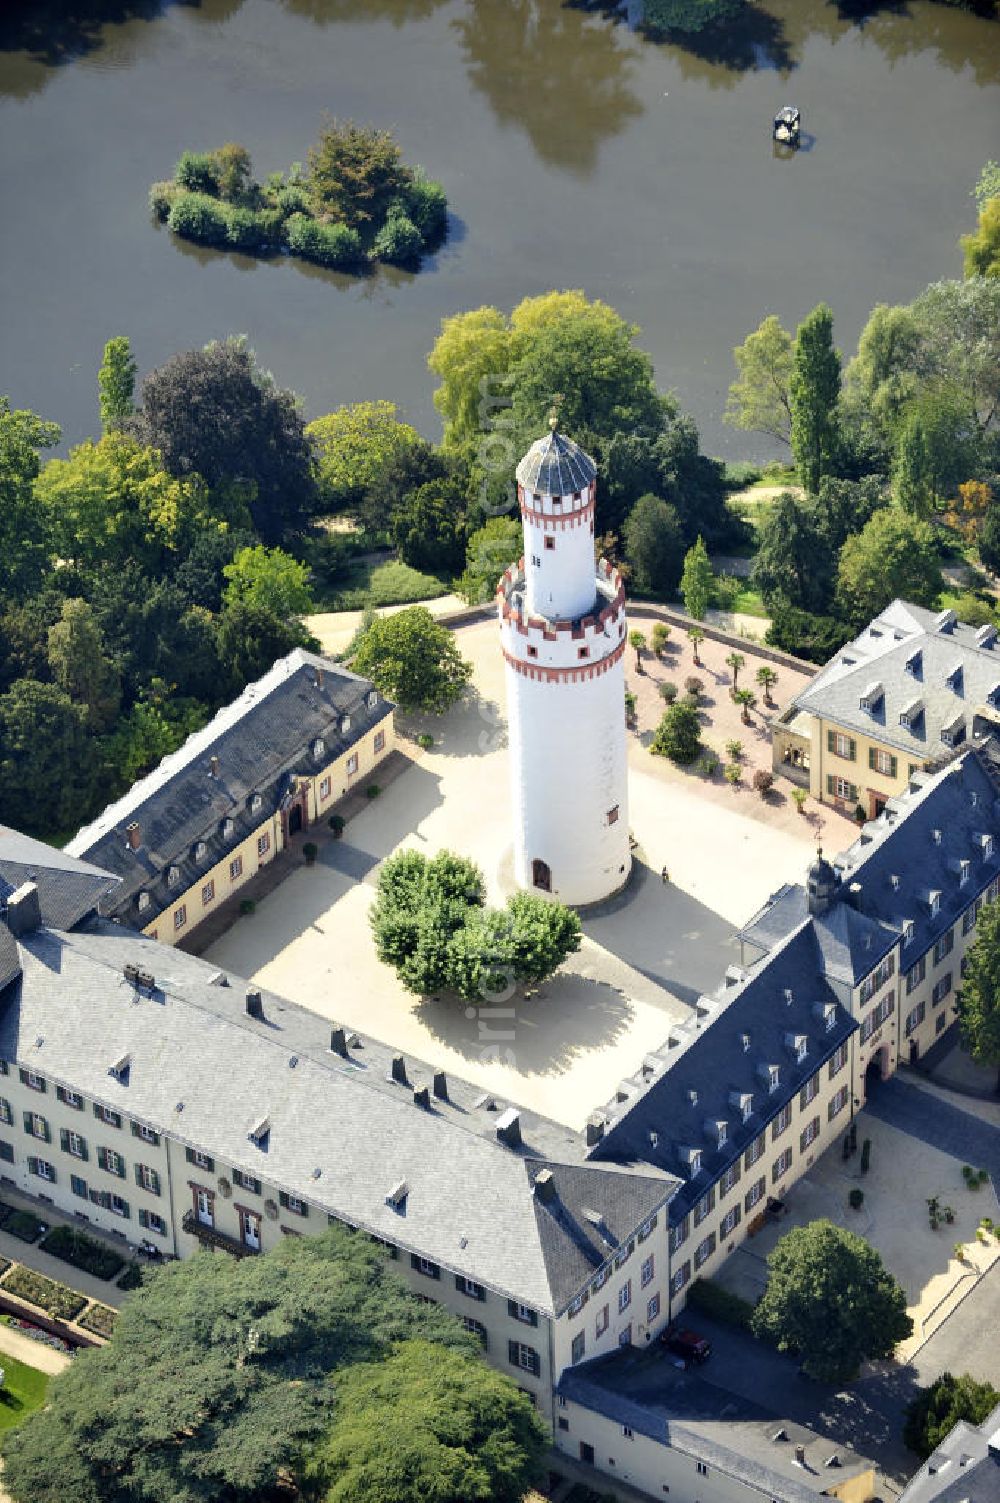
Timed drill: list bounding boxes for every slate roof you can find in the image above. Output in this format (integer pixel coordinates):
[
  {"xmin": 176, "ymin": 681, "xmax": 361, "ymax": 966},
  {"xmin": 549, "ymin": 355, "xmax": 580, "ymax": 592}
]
[
  {"xmin": 588, "ymin": 923, "xmax": 857, "ymax": 1222},
  {"xmin": 741, "ymin": 883, "xmax": 898, "ymax": 986},
  {"xmin": 559, "ymin": 1351, "xmax": 876, "ymax": 1502},
  {"xmin": 0, "ymin": 826, "xmax": 118, "ymax": 932},
  {"xmin": 742, "ymin": 749, "xmax": 1000, "ymax": 971},
  {"xmin": 65, "ymin": 651, "xmax": 393, "ymax": 926},
  {"xmin": 515, "ymin": 428, "xmax": 597, "ymax": 496},
  {"xmin": 1, "ymin": 917, "xmax": 674, "ymax": 1316},
  {"xmin": 790, "ymin": 598, "xmax": 1000, "ymax": 758},
  {"xmin": 898, "ymin": 1402, "xmax": 1000, "ymax": 1503}
]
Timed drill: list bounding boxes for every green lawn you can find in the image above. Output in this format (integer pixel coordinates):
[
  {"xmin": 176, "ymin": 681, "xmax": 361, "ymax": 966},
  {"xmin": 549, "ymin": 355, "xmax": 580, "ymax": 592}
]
[
  {"xmin": 0, "ymin": 1351, "xmax": 50, "ymax": 1433},
  {"xmin": 727, "ymin": 586, "xmax": 769, "ymax": 619},
  {"xmin": 316, "ymin": 557, "xmax": 451, "ymax": 611}
]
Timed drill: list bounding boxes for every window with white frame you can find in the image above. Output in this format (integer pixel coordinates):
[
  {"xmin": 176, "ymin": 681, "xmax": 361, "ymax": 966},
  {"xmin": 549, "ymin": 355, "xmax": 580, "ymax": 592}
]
[
  {"xmin": 772, "ymin": 1148, "xmax": 793, "ymax": 1182},
  {"xmin": 669, "ymin": 1216, "xmax": 690, "ymax": 1253},
  {"xmin": 720, "ymin": 1160, "xmax": 741, "ymax": 1195},
  {"xmin": 618, "ymin": 1280, "xmax": 632, "ymax": 1313},
  {"xmin": 745, "ymin": 1176, "xmax": 766, "ymax": 1212},
  {"xmin": 347, "ymin": 753, "xmax": 359, "ymax": 776},
  {"xmin": 932, "ymin": 973, "xmax": 952, "ymax": 1006},
  {"xmin": 933, "ymin": 930, "xmax": 954, "ymax": 965},
  {"xmin": 670, "ymin": 1261, "xmax": 691, "ymax": 1295},
  {"xmin": 799, "ymin": 1116, "xmax": 820, "ymax": 1152},
  {"xmin": 905, "ymin": 1001, "xmax": 927, "ymax": 1036},
  {"xmin": 828, "ymin": 1085, "xmax": 849, "ymax": 1120},
  {"xmin": 319, "ymin": 776, "xmax": 331, "ymax": 801},
  {"xmin": 230, "ymin": 856, "xmax": 243, "ymax": 881},
  {"xmin": 596, "ymin": 1303, "xmax": 609, "ymax": 1336},
  {"xmin": 694, "ymin": 1233, "xmax": 716, "ymax": 1270},
  {"xmin": 720, "ymin": 1204, "xmax": 741, "ymax": 1238},
  {"xmin": 173, "ymin": 905, "xmax": 187, "ymax": 930},
  {"xmin": 744, "ymin": 1133, "xmax": 765, "ymax": 1168},
  {"xmin": 640, "ymin": 1255, "xmax": 654, "ymax": 1288},
  {"xmin": 693, "ymin": 1187, "xmax": 715, "ymax": 1226},
  {"xmin": 860, "ymin": 993, "xmax": 894, "ymax": 1041},
  {"xmin": 257, "ymin": 834, "xmax": 270, "ymax": 858},
  {"xmin": 828, "ymin": 1041, "xmax": 849, "ymax": 1079},
  {"xmin": 647, "ymin": 1293, "xmax": 661, "ymax": 1323},
  {"xmin": 771, "ymin": 1103, "xmax": 792, "ymax": 1140},
  {"xmin": 30, "ymin": 1157, "xmax": 55, "ymax": 1182},
  {"xmin": 799, "ymin": 1074, "xmax": 820, "ymax": 1109}
]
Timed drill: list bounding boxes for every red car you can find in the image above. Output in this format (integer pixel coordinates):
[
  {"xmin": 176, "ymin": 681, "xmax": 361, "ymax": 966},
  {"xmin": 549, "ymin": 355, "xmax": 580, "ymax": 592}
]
[{"xmin": 660, "ymin": 1327, "xmax": 712, "ymax": 1364}]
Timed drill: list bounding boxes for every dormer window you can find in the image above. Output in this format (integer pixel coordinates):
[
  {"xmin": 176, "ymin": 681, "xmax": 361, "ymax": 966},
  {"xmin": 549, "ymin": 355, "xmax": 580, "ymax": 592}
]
[
  {"xmin": 741, "ymin": 1097, "xmax": 752, "ymax": 1121},
  {"xmin": 137, "ymin": 892, "xmax": 151, "ymax": 913},
  {"xmin": 687, "ymin": 1149, "xmax": 702, "ymax": 1177},
  {"xmin": 891, "ymin": 873, "xmax": 900, "ymax": 890},
  {"xmin": 222, "ymin": 817, "xmax": 234, "ymax": 840},
  {"xmin": 340, "ymin": 715, "xmax": 351, "ymax": 734},
  {"xmin": 959, "ymin": 860, "xmax": 971, "ymax": 886},
  {"xmin": 903, "ymin": 919, "xmax": 915, "ymax": 945},
  {"xmin": 741, "ymin": 1033, "xmax": 751, "ymax": 1052},
  {"xmin": 946, "ymin": 664, "xmax": 963, "ymax": 692},
  {"xmin": 785, "ymin": 1033, "xmax": 807, "ymax": 1063},
  {"xmin": 769, "ymin": 1066, "xmax": 780, "ymax": 1093},
  {"xmin": 312, "ymin": 738, "xmax": 325, "ymax": 760},
  {"xmin": 929, "ymin": 891, "xmax": 941, "ymax": 918},
  {"xmin": 859, "ymin": 681, "xmax": 883, "ymax": 713},
  {"xmin": 824, "ymin": 1005, "xmax": 836, "ymax": 1032},
  {"xmin": 899, "ymin": 699, "xmax": 923, "ymax": 730},
  {"xmin": 366, "ymin": 691, "xmax": 378, "ymax": 710},
  {"xmin": 166, "ymin": 866, "xmax": 180, "ymax": 888},
  {"xmin": 988, "ymin": 685, "xmax": 1000, "ymax": 709},
  {"xmin": 250, "ymin": 793, "xmax": 262, "ymax": 815},
  {"xmin": 983, "ymin": 835, "xmax": 995, "ymax": 860},
  {"xmin": 905, "ymin": 650, "xmax": 922, "ymax": 677},
  {"xmin": 932, "ymin": 830, "xmax": 942, "ymax": 845},
  {"xmin": 108, "ymin": 1054, "xmax": 131, "ymax": 1083},
  {"xmin": 687, "ymin": 1088, "xmax": 698, "ymax": 1107},
  {"xmin": 248, "ymin": 1115, "xmax": 270, "ymax": 1146},
  {"xmin": 194, "ymin": 841, "xmax": 207, "ymax": 862},
  {"xmin": 941, "ymin": 715, "xmax": 966, "ymax": 748}
]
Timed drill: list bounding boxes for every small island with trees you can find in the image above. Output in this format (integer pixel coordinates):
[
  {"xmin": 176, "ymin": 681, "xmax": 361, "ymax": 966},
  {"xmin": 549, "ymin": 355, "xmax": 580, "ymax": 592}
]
[{"xmin": 150, "ymin": 119, "xmax": 448, "ymax": 272}]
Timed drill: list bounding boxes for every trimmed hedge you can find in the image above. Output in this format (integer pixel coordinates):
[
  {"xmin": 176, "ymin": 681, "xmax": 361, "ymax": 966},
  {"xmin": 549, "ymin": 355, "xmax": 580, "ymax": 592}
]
[
  {"xmin": 117, "ymin": 1262, "xmax": 143, "ymax": 1292},
  {"xmin": 39, "ymin": 1225, "xmax": 125, "ymax": 1282},
  {"xmin": 78, "ymin": 1302, "xmax": 118, "ymax": 1339},
  {"xmin": 2, "ymin": 1265, "xmax": 87, "ymax": 1322},
  {"xmin": 685, "ymin": 1276, "xmax": 756, "ymax": 1332},
  {"xmin": 3, "ymin": 1209, "xmax": 44, "ymax": 1244}
]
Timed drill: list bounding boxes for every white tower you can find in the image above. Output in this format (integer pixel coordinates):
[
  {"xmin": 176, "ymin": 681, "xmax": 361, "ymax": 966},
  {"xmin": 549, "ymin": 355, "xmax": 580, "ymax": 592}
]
[{"xmin": 498, "ymin": 425, "xmax": 631, "ymax": 907}]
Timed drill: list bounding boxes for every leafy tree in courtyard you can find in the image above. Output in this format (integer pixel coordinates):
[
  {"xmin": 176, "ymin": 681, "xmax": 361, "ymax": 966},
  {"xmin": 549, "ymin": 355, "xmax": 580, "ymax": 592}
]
[
  {"xmin": 651, "ymin": 700, "xmax": 701, "ymax": 764},
  {"xmin": 350, "ymin": 606, "xmax": 472, "ymax": 714},
  {"xmin": 46, "ymin": 600, "xmax": 121, "ymax": 731},
  {"xmin": 903, "ymin": 1372, "xmax": 1000, "ymax": 1459},
  {"xmin": 98, "ymin": 335, "xmax": 137, "ymax": 432},
  {"xmin": 2, "ymin": 1227, "xmax": 531, "ymax": 1503},
  {"xmin": 390, "ymin": 477, "xmax": 468, "ymax": 576},
  {"xmin": 0, "ymin": 681, "xmax": 94, "ymax": 838},
  {"xmin": 957, "ymin": 897, "xmax": 1000, "ymax": 1092},
  {"xmin": 307, "ymin": 401, "xmax": 425, "ymax": 513},
  {"xmin": 132, "ymin": 337, "xmax": 316, "ymax": 542},
  {"xmin": 623, "ymin": 493, "xmax": 685, "ymax": 598},
  {"xmin": 222, "ymin": 544, "xmax": 314, "ymax": 621},
  {"xmin": 789, "ymin": 303, "xmax": 841, "ymax": 495},
  {"xmin": 680, "ymin": 536, "xmax": 713, "ymax": 620},
  {"xmin": 724, "ymin": 314, "xmax": 794, "ymax": 446},
  {"xmin": 457, "ymin": 516, "xmax": 522, "ymax": 605},
  {"xmin": 0, "ymin": 397, "xmax": 60, "ymax": 600},
  {"xmin": 370, "ymin": 850, "xmax": 580, "ymax": 1002},
  {"xmin": 300, "ymin": 1338, "xmax": 547, "ymax": 1503},
  {"xmin": 836, "ymin": 509, "xmax": 942, "ymax": 627},
  {"xmin": 751, "ymin": 1219, "xmax": 912, "ymax": 1382}
]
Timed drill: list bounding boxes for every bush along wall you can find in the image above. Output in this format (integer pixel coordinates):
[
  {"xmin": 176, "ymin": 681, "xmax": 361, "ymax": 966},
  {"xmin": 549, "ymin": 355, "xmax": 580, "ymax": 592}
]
[{"xmin": 150, "ymin": 129, "xmax": 448, "ymax": 274}]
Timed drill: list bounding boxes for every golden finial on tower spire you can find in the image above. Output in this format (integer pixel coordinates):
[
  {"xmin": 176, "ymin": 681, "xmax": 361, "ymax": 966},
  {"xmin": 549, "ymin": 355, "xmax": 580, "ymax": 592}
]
[{"xmin": 547, "ymin": 393, "xmax": 564, "ymax": 433}]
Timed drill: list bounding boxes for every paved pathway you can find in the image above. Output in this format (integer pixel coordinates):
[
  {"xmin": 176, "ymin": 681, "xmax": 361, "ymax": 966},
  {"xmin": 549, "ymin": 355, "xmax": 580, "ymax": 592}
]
[
  {"xmin": 0, "ymin": 1324, "xmax": 70, "ymax": 1376},
  {"xmin": 863, "ymin": 1077, "xmax": 1000, "ymax": 1193}
]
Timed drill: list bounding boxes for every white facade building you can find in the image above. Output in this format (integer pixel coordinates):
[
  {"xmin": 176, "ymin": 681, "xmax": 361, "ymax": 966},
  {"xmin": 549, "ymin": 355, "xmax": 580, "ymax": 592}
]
[{"xmin": 498, "ymin": 427, "xmax": 631, "ymax": 907}]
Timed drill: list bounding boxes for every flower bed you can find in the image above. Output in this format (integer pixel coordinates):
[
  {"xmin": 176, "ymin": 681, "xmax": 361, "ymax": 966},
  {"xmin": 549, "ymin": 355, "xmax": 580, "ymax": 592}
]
[
  {"xmin": 40, "ymin": 1225, "xmax": 125, "ymax": 1281},
  {"xmin": 78, "ymin": 1302, "xmax": 117, "ymax": 1340},
  {"xmin": 1, "ymin": 1264, "xmax": 87, "ymax": 1322}
]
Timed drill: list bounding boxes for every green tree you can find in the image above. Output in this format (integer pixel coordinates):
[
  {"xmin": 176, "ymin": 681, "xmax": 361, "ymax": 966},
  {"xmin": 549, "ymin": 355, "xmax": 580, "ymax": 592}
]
[
  {"xmin": 214, "ymin": 602, "xmax": 317, "ymax": 691},
  {"xmin": 687, "ymin": 624, "xmax": 705, "ymax": 665},
  {"xmin": 98, "ymin": 335, "xmax": 137, "ymax": 433},
  {"xmin": 132, "ymin": 337, "xmax": 316, "ymax": 543},
  {"xmin": 979, "ymin": 501, "xmax": 1000, "ymax": 573},
  {"xmin": 222, "ymin": 544, "xmax": 314, "ymax": 620},
  {"xmin": 811, "ymin": 475, "xmax": 887, "ymax": 554},
  {"xmin": 789, "ymin": 303, "xmax": 842, "ymax": 494},
  {"xmin": 2, "ymin": 1227, "xmax": 495, "ymax": 1503},
  {"xmin": 0, "ymin": 397, "xmax": 60, "ymax": 600},
  {"xmin": 836, "ymin": 509, "xmax": 943, "ymax": 625},
  {"xmin": 46, "ymin": 600, "xmax": 120, "ymax": 731},
  {"xmin": 903, "ymin": 1372, "xmax": 1000, "ymax": 1459},
  {"xmin": 307, "ymin": 117, "xmax": 410, "ymax": 230},
  {"xmin": 680, "ymin": 536, "xmax": 713, "ymax": 620},
  {"xmin": 724, "ymin": 314, "xmax": 794, "ymax": 446},
  {"xmin": 651, "ymin": 700, "xmax": 701, "ymax": 764},
  {"xmin": 751, "ymin": 1220, "xmax": 912, "ymax": 1382},
  {"xmin": 750, "ymin": 493, "xmax": 831, "ymax": 613},
  {"xmin": 628, "ymin": 629, "xmax": 647, "ymax": 672},
  {"xmin": 755, "ymin": 665, "xmax": 778, "ymax": 706},
  {"xmin": 893, "ymin": 412, "xmax": 935, "ymax": 516},
  {"xmin": 456, "ymin": 516, "xmax": 522, "ymax": 605},
  {"xmin": 102, "ymin": 689, "xmax": 208, "ymax": 789},
  {"xmin": 350, "ymin": 606, "xmax": 472, "ymax": 713},
  {"xmin": 957, "ymin": 897, "xmax": 1000, "ymax": 1092},
  {"xmin": 910, "ymin": 279, "xmax": 1000, "ymax": 442},
  {"xmin": 307, "ymin": 402, "xmax": 424, "ymax": 513},
  {"xmin": 725, "ymin": 652, "xmax": 745, "ymax": 692},
  {"xmin": 765, "ymin": 601, "xmax": 854, "ymax": 665},
  {"xmin": 643, "ymin": 0, "xmax": 745, "ymax": 31},
  {"xmin": 390, "ymin": 479, "xmax": 467, "ymax": 576},
  {"xmin": 973, "ymin": 162, "xmax": 1000, "ymax": 210},
  {"xmin": 427, "ymin": 306, "xmax": 511, "ymax": 449},
  {"xmin": 622, "ymin": 493, "xmax": 686, "ymax": 597},
  {"xmin": 734, "ymin": 688, "xmax": 756, "ymax": 725},
  {"xmin": 962, "ymin": 195, "xmax": 1000, "ymax": 280},
  {"xmin": 301, "ymin": 1338, "xmax": 547, "ymax": 1503},
  {"xmin": 37, "ymin": 433, "xmax": 228, "ymax": 575},
  {"xmin": 0, "ymin": 681, "xmax": 94, "ymax": 838}
]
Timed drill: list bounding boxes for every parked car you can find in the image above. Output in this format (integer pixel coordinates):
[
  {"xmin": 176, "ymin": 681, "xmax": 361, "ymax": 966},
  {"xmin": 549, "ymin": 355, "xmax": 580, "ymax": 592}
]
[{"xmin": 660, "ymin": 1326, "xmax": 712, "ymax": 1364}]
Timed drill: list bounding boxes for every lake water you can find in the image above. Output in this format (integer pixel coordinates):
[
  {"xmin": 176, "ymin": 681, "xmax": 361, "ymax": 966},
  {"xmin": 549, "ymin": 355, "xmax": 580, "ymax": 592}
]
[{"xmin": 1, "ymin": 0, "xmax": 997, "ymax": 460}]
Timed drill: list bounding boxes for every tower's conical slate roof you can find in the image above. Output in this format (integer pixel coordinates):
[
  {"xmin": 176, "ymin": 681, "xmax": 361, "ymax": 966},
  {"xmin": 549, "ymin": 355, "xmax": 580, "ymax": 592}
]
[{"xmin": 515, "ymin": 428, "xmax": 597, "ymax": 496}]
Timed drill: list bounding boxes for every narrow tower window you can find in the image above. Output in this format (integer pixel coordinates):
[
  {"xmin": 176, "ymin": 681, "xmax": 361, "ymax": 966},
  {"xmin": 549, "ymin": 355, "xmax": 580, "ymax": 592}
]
[
  {"xmin": 607, "ymin": 806, "xmax": 620, "ymax": 825},
  {"xmin": 532, "ymin": 859, "xmax": 552, "ymax": 892},
  {"xmin": 544, "ymin": 536, "xmax": 555, "ymax": 551}
]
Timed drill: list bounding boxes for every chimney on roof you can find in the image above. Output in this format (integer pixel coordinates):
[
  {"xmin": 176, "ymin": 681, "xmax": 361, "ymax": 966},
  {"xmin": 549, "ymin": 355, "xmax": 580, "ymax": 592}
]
[
  {"xmin": 209, "ymin": 755, "xmax": 219, "ymax": 778},
  {"xmin": 432, "ymin": 1069, "xmax": 448, "ymax": 1101},
  {"xmin": 585, "ymin": 1113, "xmax": 605, "ymax": 1147},
  {"xmin": 245, "ymin": 989, "xmax": 264, "ymax": 1020},
  {"xmin": 495, "ymin": 1106, "xmax": 522, "ymax": 1148},
  {"xmin": 794, "ymin": 1445, "xmax": 806, "ymax": 1467},
  {"xmin": 126, "ymin": 822, "xmax": 141, "ymax": 851},
  {"xmin": 534, "ymin": 1168, "xmax": 556, "ymax": 1203},
  {"xmin": 314, "ymin": 667, "xmax": 324, "ymax": 690},
  {"xmin": 390, "ymin": 1054, "xmax": 408, "ymax": 1085},
  {"xmin": 5, "ymin": 883, "xmax": 41, "ymax": 937},
  {"xmin": 412, "ymin": 1083, "xmax": 430, "ymax": 1109},
  {"xmin": 330, "ymin": 1026, "xmax": 349, "ymax": 1058}
]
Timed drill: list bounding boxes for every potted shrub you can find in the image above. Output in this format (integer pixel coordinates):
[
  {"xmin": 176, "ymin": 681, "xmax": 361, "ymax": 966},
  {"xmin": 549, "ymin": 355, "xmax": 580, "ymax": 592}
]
[
  {"xmin": 303, "ymin": 841, "xmax": 318, "ymax": 865},
  {"xmin": 752, "ymin": 769, "xmax": 774, "ymax": 799},
  {"xmin": 684, "ymin": 676, "xmax": 703, "ymax": 700},
  {"xmin": 724, "ymin": 763, "xmax": 741, "ymax": 787},
  {"xmin": 792, "ymin": 788, "xmax": 808, "ymax": 815},
  {"xmin": 860, "ymin": 1138, "xmax": 871, "ymax": 1174},
  {"xmin": 659, "ymin": 681, "xmax": 678, "ymax": 704},
  {"xmin": 366, "ymin": 783, "xmax": 381, "ymax": 799},
  {"xmin": 328, "ymin": 813, "xmax": 345, "ymax": 837},
  {"xmin": 725, "ymin": 739, "xmax": 743, "ymax": 761},
  {"xmin": 848, "ymin": 1188, "xmax": 864, "ymax": 1210},
  {"xmin": 417, "ymin": 732, "xmax": 434, "ymax": 751},
  {"xmin": 239, "ymin": 898, "xmax": 256, "ymax": 916}
]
